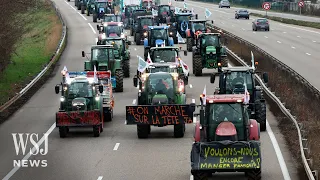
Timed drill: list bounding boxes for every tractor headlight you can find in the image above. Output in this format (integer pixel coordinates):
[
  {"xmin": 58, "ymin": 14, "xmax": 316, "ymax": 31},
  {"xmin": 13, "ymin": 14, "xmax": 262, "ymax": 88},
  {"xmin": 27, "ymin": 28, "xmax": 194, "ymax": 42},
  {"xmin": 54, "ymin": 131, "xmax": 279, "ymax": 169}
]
[
  {"xmin": 169, "ymin": 32, "xmax": 173, "ymax": 35},
  {"xmin": 218, "ymin": 63, "xmax": 221, "ymax": 66},
  {"xmin": 60, "ymin": 97, "xmax": 65, "ymax": 102},
  {"xmin": 95, "ymin": 96, "xmax": 100, "ymax": 101},
  {"xmin": 143, "ymin": 32, "xmax": 147, "ymax": 36}
]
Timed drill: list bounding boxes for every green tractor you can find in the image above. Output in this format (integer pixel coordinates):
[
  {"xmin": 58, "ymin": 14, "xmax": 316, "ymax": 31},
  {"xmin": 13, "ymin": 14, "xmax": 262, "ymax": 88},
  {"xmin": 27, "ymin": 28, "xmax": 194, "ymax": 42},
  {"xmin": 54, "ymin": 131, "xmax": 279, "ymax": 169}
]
[
  {"xmin": 191, "ymin": 94, "xmax": 262, "ymax": 180},
  {"xmin": 86, "ymin": 0, "xmax": 96, "ymax": 16},
  {"xmin": 92, "ymin": 0, "xmax": 111, "ymax": 22},
  {"xmin": 82, "ymin": 45, "xmax": 124, "ymax": 92},
  {"xmin": 192, "ymin": 33, "xmax": 228, "ymax": 76},
  {"xmin": 54, "ymin": 71, "xmax": 104, "ymax": 138},
  {"xmin": 98, "ymin": 37, "xmax": 131, "ymax": 77},
  {"xmin": 210, "ymin": 63, "xmax": 269, "ymax": 131},
  {"xmin": 128, "ymin": 72, "xmax": 195, "ymax": 138}
]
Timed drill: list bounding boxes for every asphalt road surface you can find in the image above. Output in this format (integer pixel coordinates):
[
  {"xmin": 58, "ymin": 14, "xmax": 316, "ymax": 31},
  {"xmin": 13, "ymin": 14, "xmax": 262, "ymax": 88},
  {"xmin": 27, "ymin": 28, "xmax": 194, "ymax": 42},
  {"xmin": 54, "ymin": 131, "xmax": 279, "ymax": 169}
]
[
  {"xmin": 0, "ymin": 0, "xmax": 300, "ymax": 179},
  {"xmin": 174, "ymin": 0, "xmax": 320, "ymax": 89}
]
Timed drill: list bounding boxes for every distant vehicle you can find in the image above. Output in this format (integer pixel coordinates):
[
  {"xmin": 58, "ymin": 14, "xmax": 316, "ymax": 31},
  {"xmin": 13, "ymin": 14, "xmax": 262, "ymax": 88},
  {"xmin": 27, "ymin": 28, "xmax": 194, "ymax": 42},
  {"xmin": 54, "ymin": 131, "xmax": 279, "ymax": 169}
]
[
  {"xmin": 219, "ymin": 0, "xmax": 230, "ymax": 8},
  {"xmin": 252, "ymin": 18, "xmax": 270, "ymax": 31},
  {"xmin": 235, "ymin": 9, "xmax": 249, "ymax": 19}
]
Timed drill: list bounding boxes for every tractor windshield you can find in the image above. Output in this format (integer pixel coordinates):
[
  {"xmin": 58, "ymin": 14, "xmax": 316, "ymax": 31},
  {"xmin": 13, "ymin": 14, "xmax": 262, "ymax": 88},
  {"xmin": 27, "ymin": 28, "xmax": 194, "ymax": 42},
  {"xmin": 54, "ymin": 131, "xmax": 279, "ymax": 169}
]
[
  {"xmin": 91, "ymin": 48, "xmax": 114, "ymax": 61},
  {"xmin": 146, "ymin": 73, "xmax": 174, "ymax": 98},
  {"xmin": 152, "ymin": 49, "xmax": 177, "ymax": 63},
  {"xmin": 151, "ymin": 29, "xmax": 168, "ymax": 40},
  {"xmin": 209, "ymin": 103, "xmax": 243, "ymax": 123},
  {"xmin": 103, "ymin": 15, "xmax": 116, "ymax": 22},
  {"xmin": 225, "ymin": 71, "xmax": 253, "ymax": 93},
  {"xmin": 193, "ymin": 22, "xmax": 206, "ymax": 31},
  {"xmin": 68, "ymin": 82, "xmax": 93, "ymax": 98},
  {"xmin": 177, "ymin": 15, "xmax": 191, "ymax": 22},
  {"xmin": 140, "ymin": 18, "xmax": 153, "ymax": 27},
  {"xmin": 159, "ymin": 6, "xmax": 170, "ymax": 13},
  {"xmin": 127, "ymin": 6, "xmax": 138, "ymax": 13},
  {"xmin": 201, "ymin": 35, "xmax": 219, "ymax": 47},
  {"xmin": 142, "ymin": 1, "xmax": 151, "ymax": 8},
  {"xmin": 104, "ymin": 25, "xmax": 122, "ymax": 36}
]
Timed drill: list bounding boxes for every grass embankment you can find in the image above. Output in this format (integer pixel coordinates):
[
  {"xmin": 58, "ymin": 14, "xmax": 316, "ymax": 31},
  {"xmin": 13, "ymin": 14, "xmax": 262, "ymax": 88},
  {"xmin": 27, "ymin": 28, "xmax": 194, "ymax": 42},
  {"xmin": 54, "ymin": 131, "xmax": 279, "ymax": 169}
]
[
  {"xmin": 251, "ymin": 13, "xmax": 320, "ymax": 29},
  {"xmin": 0, "ymin": 3, "xmax": 62, "ymax": 106}
]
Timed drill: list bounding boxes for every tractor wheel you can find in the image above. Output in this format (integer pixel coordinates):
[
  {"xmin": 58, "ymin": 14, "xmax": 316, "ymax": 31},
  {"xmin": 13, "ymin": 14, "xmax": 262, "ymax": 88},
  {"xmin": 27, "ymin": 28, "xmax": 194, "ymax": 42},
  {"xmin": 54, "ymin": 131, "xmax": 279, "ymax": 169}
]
[
  {"xmin": 255, "ymin": 100, "xmax": 266, "ymax": 131},
  {"xmin": 137, "ymin": 125, "xmax": 149, "ymax": 138},
  {"xmin": 186, "ymin": 38, "xmax": 193, "ymax": 52},
  {"xmin": 174, "ymin": 36, "xmax": 178, "ymax": 44},
  {"xmin": 123, "ymin": 60, "xmax": 130, "ymax": 78},
  {"xmin": 174, "ymin": 124, "xmax": 185, "ymax": 138},
  {"xmin": 193, "ymin": 171, "xmax": 209, "ymax": 180},
  {"xmin": 135, "ymin": 33, "xmax": 141, "ymax": 45},
  {"xmin": 130, "ymin": 28, "xmax": 134, "ymax": 36},
  {"xmin": 59, "ymin": 127, "xmax": 68, "ymax": 138},
  {"xmin": 93, "ymin": 125, "xmax": 101, "ymax": 137},
  {"xmin": 86, "ymin": 9, "xmax": 90, "ymax": 16},
  {"xmin": 93, "ymin": 13, "xmax": 98, "ymax": 22},
  {"xmin": 115, "ymin": 70, "xmax": 124, "ymax": 92},
  {"xmin": 247, "ymin": 169, "xmax": 261, "ymax": 180},
  {"xmin": 104, "ymin": 109, "xmax": 113, "ymax": 122},
  {"xmin": 77, "ymin": 4, "xmax": 81, "ymax": 10},
  {"xmin": 193, "ymin": 55, "xmax": 202, "ymax": 76},
  {"xmin": 81, "ymin": 5, "xmax": 85, "ymax": 14}
]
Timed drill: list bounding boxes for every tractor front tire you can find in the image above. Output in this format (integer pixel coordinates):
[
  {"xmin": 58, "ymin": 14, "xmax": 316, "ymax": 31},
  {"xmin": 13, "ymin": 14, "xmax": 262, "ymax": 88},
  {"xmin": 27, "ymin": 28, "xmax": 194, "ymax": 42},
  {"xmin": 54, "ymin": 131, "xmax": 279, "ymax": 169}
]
[
  {"xmin": 192, "ymin": 171, "xmax": 209, "ymax": 180},
  {"xmin": 186, "ymin": 38, "xmax": 193, "ymax": 52},
  {"xmin": 115, "ymin": 70, "xmax": 124, "ymax": 92},
  {"xmin": 93, "ymin": 125, "xmax": 101, "ymax": 137},
  {"xmin": 137, "ymin": 125, "xmax": 149, "ymax": 138},
  {"xmin": 174, "ymin": 124, "xmax": 185, "ymax": 138},
  {"xmin": 93, "ymin": 13, "xmax": 98, "ymax": 22},
  {"xmin": 255, "ymin": 101, "xmax": 266, "ymax": 131},
  {"xmin": 135, "ymin": 33, "xmax": 141, "ymax": 45},
  {"xmin": 123, "ymin": 60, "xmax": 130, "ymax": 78},
  {"xmin": 247, "ymin": 169, "xmax": 261, "ymax": 180},
  {"xmin": 81, "ymin": 5, "xmax": 85, "ymax": 14},
  {"xmin": 59, "ymin": 127, "xmax": 68, "ymax": 138},
  {"xmin": 193, "ymin": 55, "xmax": 202, "ymax": 76}
]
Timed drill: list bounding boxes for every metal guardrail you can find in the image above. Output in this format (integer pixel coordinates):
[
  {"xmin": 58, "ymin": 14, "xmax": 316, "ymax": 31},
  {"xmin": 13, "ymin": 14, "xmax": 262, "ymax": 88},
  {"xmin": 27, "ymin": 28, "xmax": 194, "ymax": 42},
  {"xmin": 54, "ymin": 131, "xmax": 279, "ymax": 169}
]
[
  {"xmin": 0, "ymin": 0, "xmax": 67, "ymax": 113},
  {"xmin": 207, "ymin": 24, "xmax": 318, "ymax": 180}
]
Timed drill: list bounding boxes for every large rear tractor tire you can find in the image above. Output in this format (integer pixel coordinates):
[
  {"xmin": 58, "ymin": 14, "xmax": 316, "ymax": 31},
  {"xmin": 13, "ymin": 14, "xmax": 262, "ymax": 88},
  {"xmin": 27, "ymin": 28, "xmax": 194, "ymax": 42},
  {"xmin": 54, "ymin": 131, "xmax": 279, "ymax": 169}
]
[
  {"xmin": 137, "ymin": 125, "xmax": 149, "ymax": 138},
  {"xmin": 103, "ymin": 109, "xmax": 113, "ymax": 122},
  {"xmin": 193, "ymin": 55, "xmax": 203, "ymax": 76},
  {"xmin": 255, "ymin": 101, "xmax": 266, "ymax": 131},
  {"xmin": 135, "ymin": 33, "xmax": 141, "ymax": 45},
  {"xmin": 81, "ymin": 5, "xmax": 85, "ymax": 14},
  {"xmin": 59, "ymin": 127, "xmax": 68, "ymax": 138},
  {"xmin": 122, "ymin": 60, "xmax": 130, "ymax": 78},
  {"xmin": 93, "ymin": 125, "xmax": 101, "ymax": 137},
  {"xmin": 93, "ymin": 13, "xmax": 98, "ymax": 22},
  {"xmin": 186, "ymin": 38, "xmax": 193, "ymax": 52},
  {"xmin": 247, "ymin": 169, "xmax": 261, "ymax": 180},
  {"xmin": 115, "ymin": 70, "xmax": 124, "ymax": 92},
  {"xmin": 174, "ymin": 124, "xmax": 185, "ymax": 138}
]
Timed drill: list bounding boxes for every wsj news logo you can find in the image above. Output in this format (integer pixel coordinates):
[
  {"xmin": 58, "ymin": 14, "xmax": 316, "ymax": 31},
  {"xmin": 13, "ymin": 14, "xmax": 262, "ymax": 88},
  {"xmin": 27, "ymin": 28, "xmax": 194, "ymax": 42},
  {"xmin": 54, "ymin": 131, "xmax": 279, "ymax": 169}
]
[{"xmin": 12, "ymin": 133, "xmax": 48, "ymax": 167}]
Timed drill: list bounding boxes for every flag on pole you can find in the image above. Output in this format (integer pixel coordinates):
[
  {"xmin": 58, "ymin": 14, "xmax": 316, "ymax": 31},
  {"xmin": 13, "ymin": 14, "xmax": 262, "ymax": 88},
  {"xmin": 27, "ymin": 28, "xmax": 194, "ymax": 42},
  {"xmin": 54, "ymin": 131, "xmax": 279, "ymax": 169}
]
[
  {"xmin": 93, "ymin": 65, "xmax": 98, "ymax": 83},
  {"xmin": 179, "ymin": 60, "xmax": 189, "ymax": 76},
  {"xmin": 251, "ymin": 51, "xmax": 255, "ymax": 69},
  {"xmin": 168, "ymin": 0, "xmax": 171, "ymax": 5},
  {"xmin": 202, "ymin": 85, "xmax": 206, "ymax": 105},
  {"xmin": 191, "ymin": 8, "xmax": 195, "ymax": 15},
  {"xmin": 147, "ymin": 1, "xmax": 151, "ymax": 9},
  {"xmin": 61, "ymin": 66, "xmax": 71, "ymax": 83},
  {"xmin": 137, "ymin": 56, "xmax": 148, "ymax": 73},
  {"xmin": 175, "ymin": 7, "xmax": 180, "ymax": 13},
  {"xmin": 205, "ymin": 8, "xmax": 212, "ymax": 19},
  {"xmin": 147, "ymin": 52, "xmax": 153, "ymax": 65},
  {"xmin": 152, "ymin": 9, "xmax": 158, "ymax": 16},
  {"xmin": 183, "ymin": 2, "xmax": 187, "ymax": 9},
  {"xmin": 244, "ymin": 83, "xmax": 250, "ymax": 104},
  {"xmin": 176, "ymin": 32, "xmax": 185, "ymax": 43}
]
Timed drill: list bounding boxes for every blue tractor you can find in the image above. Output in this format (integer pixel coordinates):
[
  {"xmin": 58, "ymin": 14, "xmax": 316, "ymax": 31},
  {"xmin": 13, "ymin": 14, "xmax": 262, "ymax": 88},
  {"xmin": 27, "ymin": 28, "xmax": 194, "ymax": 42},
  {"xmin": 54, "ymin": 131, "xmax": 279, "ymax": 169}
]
[
  {"xmin": 143, "ymin": 26, "xmax": 174, "ymax": 59},
  {"xmin": 169, "ymin": 12, "xmax": 197, "ymax": 38}
]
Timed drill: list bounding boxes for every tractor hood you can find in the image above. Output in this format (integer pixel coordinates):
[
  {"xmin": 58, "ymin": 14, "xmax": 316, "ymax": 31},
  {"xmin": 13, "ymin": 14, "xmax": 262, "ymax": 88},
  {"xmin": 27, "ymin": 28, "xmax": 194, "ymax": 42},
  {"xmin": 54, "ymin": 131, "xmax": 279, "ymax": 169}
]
[
  {"xmin": 98, "ymin": 63, "xmax": 109, "ymax": 71},
  {"xmin": 71, "ymin": 98, "xmax": 87, "ymax": 111},
  {"xmin": 155, "ymin": 39, "xmax": 164, "ymax": 46},
  {"xmin": 215, "ymin": 121, "xmax": 237, "ymax": 137},
  {"xmin": 151, "ymin": 94, "xmax": 168, "ymax": 104},
  {"xmin": 206, "ymin": 46, "xmax": 216, "ymax": 54}
]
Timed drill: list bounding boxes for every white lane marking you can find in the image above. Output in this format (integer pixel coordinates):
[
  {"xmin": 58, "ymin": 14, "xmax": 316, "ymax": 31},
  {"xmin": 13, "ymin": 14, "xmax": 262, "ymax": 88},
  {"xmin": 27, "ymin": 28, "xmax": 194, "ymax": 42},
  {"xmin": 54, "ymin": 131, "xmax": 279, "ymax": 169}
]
[
  {"xmin": 277, "ymin": 41, "xmax": 281, "ymax": 43},
  {"xmin": 283, "ymin": 32, "xmax": 287, "ymax": 33},
  {"xmin": 306, "ymin": 53, "xmax": 311, "ymax": 56},
  {"xmin": 266, "ymin": 121, "xmax": 291, "ymax": 180},
  {"xmin": 132, "ymin": 99, "xmax": 136, "ymax": 104},
  {"xmin": 192, "ymin": 99, "xmax": 195, "ymax": 103},
  {"xmin": 77, "ymin": 12, "xmax": 87, "ymax": 20},
  {"xmin": 264, "ymin": 36, "xmax": 268, "ymax": 38},
  {"xmin": 190, "ymin": 175, "xmax": 194, "ymax": 180},
  {"xmin": 291, "ymin": 46, "xmax": 296, "ymax": 49},
  {"xmin": 97, "ymin": 176, "xmax": 103, "ymax": 180},
  {"xmin": 88, "ymin": 23, "xmax": 96, "ymax": 34},
  {"xmin": 113, "ymin": 143, "xmax": 120, "ymax": 151},
  {"xmin": 312, "ymin": 40, "xmax": 317, "ymax": 42},
  {"xmin": 193, "ymin": 116, "xmax": 196, "ymax": 123},
  {"xmin": 279, "ymin": 24, "xmax": 320, "ymax": 35},
  {"xmin": 3, "ymin": 123, "xmax": 56, "ymax": 180},
  {"xmin": 189, "ymin": 84, "xmax": 193, "ymax": 88},
  {"xmin": 297, "ymin": 35, "xmax": 301, "ymax": 38},
  {"xmin": 134, "ymin": 48, "xmax": 137, "ymax": 51},
  {"xmin": 64, "ymin": 0, "xmax": 77, "ymax": 11},
  {"xmin": 64, "ymin": 1, "xmax": 87, "ymax": 21}
]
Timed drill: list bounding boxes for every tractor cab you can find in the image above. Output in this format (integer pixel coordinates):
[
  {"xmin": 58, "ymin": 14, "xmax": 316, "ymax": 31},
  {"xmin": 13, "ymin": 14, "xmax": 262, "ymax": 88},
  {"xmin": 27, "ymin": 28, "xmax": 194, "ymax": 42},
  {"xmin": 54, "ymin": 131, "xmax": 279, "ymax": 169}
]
[
  {"xmin": 97, "ymin": 22, "xmax": 124, "ymax": 37},
  {"xmin": 83, "ymin": 45, "xmax": 116, "ymax": 72},
  {"xmin": 101, "ymin": 14, "xmax": 121, "ymax": 23},
  {"xmin": 145, "ymin": 26, "xmax": 173, "ymax": 47},
  {"xmin": 133, "ymin": 15, "xmax": 156, "ymax": 44},
  {"xmin": 102, "ymin": 37, "xmax": 129, "ymax": 55},
  {"xmin": 171, "ymin": 13, "xmax": 196, "ymax": 38},
  {"xmin": 123, "ymin": 4, "xmax": 139, "ymax": 18},
  {"xmin": 141, "ymin": 0, "xmax": 153, "ymax": 10},
  {"xmin": 189, "ymin": 19, "xmax": 212, "ymax": 34},
  {"xmin": 157, "ymin": 5, "xmax": 172, "ymax": 23},
  {"xmin": 92, "ymin": 0, "xmax": 110, "ymax": 22}
]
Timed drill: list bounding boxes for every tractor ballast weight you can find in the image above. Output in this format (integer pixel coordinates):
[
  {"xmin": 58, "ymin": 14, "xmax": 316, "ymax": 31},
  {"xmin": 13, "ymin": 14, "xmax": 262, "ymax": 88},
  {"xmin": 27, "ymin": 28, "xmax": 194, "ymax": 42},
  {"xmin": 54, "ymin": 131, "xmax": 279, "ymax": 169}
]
[
  {"xmin": 132, "ymin": 15, "xmax": 156, "ymax": 45},
  {"xmin": 192, "ymin": 33, "xmax": 228, "ymax": 76},
  {"xmin": 82, "ymin": 45, "xmax": 124, "ymax": 92},
  {"xmin": 191, "ymin": 94, "xmax": 262, "ymax": 180},
  {"xmin": 128, "ymin": 72, "xmax": 195, "ymax": 138},
  {"xmin": 209, "ymin": 63, "xmax": 269, "ymax": 131},
  {"xmin": 186, "ymin": 19, "xmax": 213, "ymax": 52}
]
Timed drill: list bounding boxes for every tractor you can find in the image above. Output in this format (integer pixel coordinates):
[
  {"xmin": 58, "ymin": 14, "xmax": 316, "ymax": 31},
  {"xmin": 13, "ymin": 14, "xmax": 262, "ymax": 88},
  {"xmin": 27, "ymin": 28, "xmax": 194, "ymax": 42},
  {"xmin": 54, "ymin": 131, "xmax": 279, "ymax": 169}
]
[
  {"xmin": 130, "ymin": 9, "xmax": 152, "ymax": 36},
  {"xmin": 54, "ymin": 71, "xmax": 105, "ymax": 137},
  {"xmin": 132, "ymin": 15, "xmax": 156, "ymax": 45},
  {"xmin": 82, "ymin": 45, "xmax": 124, "ymax": 92},
  {"xmin": 100, "ymin": 13, "xmax": 121, "ymax": 23},
  {"xmin": 79, "ymin": 0, "xmax": 88, "ymax": 14},
  {"xmin": 192, "ymin": 33, "xmax": 228, "ymax": 76},
  {"xmin": 169, "ymin": 12, "xmax": 198, "ymax": 38},
  {"xmin": 127, "ymin": 72, "xmax": 195, "ymax": 138},
  {"xmin": 122, "ymin": 4, "xmax": 140, "ymax": 29},
  {"xmin": 210, "ymin": 63, "xmax": 269, "ymax": 131},
  {"xmin": 143, "ymin": 26, "xmax": 174, "ymax": 59},
  {"xmin": 97, "ymin": 22, "xmax": 125, "ymax": 39},
  {"xmin": 156, "ymin": 5, "xmax": 172, "ymax": 24},
  {"xmin": 141, "ymin": 0, "xmax": 154, "ymax": 10},
  {"xmin": 98, "ymin": 37, "xmax": 131, "ymax": 77},
  {"xmin": 86, "ymin": 0, "xmax": 96, "ymax": 16},
  {"xmin": 92, "ymin": 0, "xmax": 112, "ymax": 22},
  {"xmin": 186, "ymin": 19, "xmax": 213, "ymax": 52},
  {"xmin": 191, "ymin": 94, "xmax": 262, "ymax": 180}
]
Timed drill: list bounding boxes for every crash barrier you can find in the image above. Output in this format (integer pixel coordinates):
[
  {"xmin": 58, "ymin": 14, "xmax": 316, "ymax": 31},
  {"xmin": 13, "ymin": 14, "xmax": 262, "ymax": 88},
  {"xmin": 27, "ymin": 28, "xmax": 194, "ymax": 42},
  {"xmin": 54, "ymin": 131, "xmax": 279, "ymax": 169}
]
[
  {"xmin": 0, "ymin": 1, "xmax": 67, "ymax": 114},
  {"xmin": 206, "ymin": 23, "xmax": 319, "ymax": 180}
]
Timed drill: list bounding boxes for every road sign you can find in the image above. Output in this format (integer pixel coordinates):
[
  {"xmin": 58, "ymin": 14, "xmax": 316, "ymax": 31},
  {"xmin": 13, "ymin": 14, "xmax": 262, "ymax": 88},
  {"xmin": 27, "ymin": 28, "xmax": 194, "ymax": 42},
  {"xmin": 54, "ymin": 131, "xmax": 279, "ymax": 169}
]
[
  {"xmin": 298, "ymin": 1, "xmax": 304, "ymax": 7},
  {"xmin": 262, "ymin": 2, "xmax": 271, "ymax": 11}
]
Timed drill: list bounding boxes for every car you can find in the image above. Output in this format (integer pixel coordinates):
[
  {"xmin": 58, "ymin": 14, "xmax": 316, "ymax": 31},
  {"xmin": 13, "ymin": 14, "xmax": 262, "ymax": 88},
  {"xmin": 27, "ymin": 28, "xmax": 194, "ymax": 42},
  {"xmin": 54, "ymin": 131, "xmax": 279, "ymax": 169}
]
[
  {"xmin": 235, "ymin": 9, "xmax": 249, "ymax": 19},
  {"xmin": 219, "ymin": 0, "xmax": 230, "ymax": 8},
  {"xmin": 252, "ymin": 18, "xmax": 270, "ymax": 31}
]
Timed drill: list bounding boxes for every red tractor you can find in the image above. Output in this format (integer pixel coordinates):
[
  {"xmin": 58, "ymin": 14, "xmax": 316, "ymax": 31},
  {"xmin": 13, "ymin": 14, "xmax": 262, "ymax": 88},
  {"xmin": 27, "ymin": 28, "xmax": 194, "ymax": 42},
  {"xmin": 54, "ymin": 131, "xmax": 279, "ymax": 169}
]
[
  {"xmin": 185, "ymin": 19, "xmax": 213, "ymax": 52},
  {"xmin": 191, "ymin": 94, "xmax": 262, "ymax": 180}
]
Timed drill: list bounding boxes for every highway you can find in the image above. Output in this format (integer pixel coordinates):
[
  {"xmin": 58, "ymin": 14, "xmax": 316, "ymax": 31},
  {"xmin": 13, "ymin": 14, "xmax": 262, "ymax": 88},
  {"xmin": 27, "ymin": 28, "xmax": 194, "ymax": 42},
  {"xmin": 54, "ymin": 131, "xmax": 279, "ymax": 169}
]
[
  {"xmin": 0, "ymin": 0, "xmax": 299, "ymax": 179},
  {"xmin": 175, "ymin": 0, "xmax": 320, "ymax": 89}
]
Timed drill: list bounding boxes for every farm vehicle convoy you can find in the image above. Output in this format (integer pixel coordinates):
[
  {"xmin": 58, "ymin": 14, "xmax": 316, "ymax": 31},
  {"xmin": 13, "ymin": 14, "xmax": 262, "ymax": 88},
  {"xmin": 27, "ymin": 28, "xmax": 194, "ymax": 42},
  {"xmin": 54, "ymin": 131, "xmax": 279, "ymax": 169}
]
[{"xmin": 53, "ymin": 1, "xmax": 271, "ymax": 179}]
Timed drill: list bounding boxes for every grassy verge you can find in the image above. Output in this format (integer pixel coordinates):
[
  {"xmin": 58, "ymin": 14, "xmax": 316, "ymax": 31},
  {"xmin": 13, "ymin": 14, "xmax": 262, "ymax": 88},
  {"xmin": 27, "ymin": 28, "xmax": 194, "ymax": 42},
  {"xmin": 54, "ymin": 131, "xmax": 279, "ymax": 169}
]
[
  {"xmin": 251, "ymin": 13, "xmax": 320, "ymax": 29},
  {"xmin": 0, "ymin": 3, "xmax": 62, "ymax": 105}
]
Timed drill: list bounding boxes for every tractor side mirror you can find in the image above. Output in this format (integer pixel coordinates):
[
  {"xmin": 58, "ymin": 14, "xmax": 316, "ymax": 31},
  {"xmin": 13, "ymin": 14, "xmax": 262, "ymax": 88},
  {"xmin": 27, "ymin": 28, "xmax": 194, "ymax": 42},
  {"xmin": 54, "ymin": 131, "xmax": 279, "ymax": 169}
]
[
  {"xmin": 262, "ymin": 72, "xmax": 269, "ymax": 83},
  {"xmin": 82, "ymin": 51, "xmax": 85, "ymax": 57},
  {"xmin": 133, "ymin": 77, "xmax": 138, "ymax": 87},
  {"xmin": 195, "ymin": 14, "xmax": 198, "ymax": 19},
  {"xmin": 55, "ymin": 85, "xmax": 60, "ymax": 94},
  {"xmin": 210, "ymin": 73, "xmax": 215, "ymax": 83},
  {"xmin": 184, "ymin": 76, "xmax": 188, "ymax": 85},
  {"xmin": 99, "ymin": 85, "xmax": 104, "ymax": 93},
  {"xmin": 184, "ymin": 50, "xmax": 187, "ymax": 56}
]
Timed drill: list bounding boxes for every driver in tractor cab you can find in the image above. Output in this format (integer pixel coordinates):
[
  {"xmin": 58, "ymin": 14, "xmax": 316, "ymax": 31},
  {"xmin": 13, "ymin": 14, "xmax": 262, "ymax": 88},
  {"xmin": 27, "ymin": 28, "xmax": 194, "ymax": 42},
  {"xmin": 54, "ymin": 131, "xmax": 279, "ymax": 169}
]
[
  {"xmin": 232, "ymin": 72, "xmax": 244, "ymax": 87},
  {"xmin": 214, "ymin": 105, "xmax": 236, "ymax": 122},
  {"xmin": 155, "ymin": 79, "xmax": 169, "ymax": 94},
  {"xmin": 193, "ymin": 23, "xmax": 205, "ymax": 32},
  {"xmin": 97, "ymin": 49, "xmax": 108, "ymax": 60},
  {"xmin": 204, "ymin": 36, "xmax": 217, "ymax": 47},
  {"xmin": 78, "ymin": 83, "xmax": 89, "ymax": 97},
  {"xmin": 154, "ymin": 30, "xmax": 163, "ymax": 39}
]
